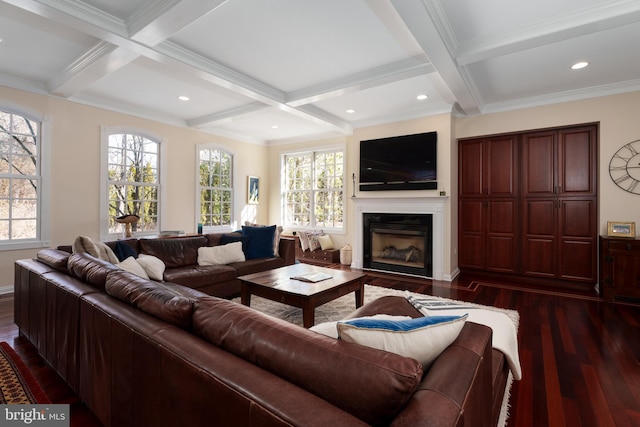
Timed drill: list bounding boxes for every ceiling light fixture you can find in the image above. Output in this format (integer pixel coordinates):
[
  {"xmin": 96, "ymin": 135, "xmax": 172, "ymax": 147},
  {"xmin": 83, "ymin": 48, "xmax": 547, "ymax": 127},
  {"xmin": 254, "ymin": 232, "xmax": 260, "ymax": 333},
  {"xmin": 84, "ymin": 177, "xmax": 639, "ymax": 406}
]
[
  {"xmin": 571, "ymin": 61, "xmax": 589, "ymax": 70},
  {"xmin": 346, "ymin": 109, "xmax": 356, "ymax": 114},
  {"xmin": 272, "ymin": 125, "xmax": 279, "ymax": 129},
  {"xmin": 178, "ymin": 95, "xmax": 190, "ymax": 101},
  {"xmin": 416, "ymin": 94, "xmax": 428, "ymax": 100}
]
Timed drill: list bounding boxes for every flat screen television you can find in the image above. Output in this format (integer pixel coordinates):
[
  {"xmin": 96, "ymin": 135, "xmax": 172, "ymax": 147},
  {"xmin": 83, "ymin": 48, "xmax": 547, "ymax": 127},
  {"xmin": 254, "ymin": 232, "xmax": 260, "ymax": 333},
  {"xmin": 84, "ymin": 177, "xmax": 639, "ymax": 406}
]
[{"xmin": 359, "ymin": 131, "xmax": 437, "ymax": 191}]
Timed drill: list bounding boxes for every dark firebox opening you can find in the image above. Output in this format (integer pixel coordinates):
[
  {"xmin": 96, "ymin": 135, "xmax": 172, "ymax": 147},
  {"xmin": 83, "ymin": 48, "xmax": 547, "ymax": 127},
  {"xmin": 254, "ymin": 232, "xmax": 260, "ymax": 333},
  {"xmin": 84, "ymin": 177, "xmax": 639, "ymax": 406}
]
[{"xmin": 363, "ymin": 213, "xmax": 433, "ymax": 277}]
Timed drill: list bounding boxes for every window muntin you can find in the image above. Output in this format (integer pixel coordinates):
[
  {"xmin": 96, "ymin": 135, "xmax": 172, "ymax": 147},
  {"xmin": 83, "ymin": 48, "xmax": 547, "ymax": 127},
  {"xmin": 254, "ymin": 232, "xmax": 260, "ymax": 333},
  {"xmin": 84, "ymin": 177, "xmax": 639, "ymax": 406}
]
[
  {"xmin": 283, "ymin": 148, "xmax": 344, "ymax": 231},
  {"xmin": 198, "ymin": 147, "xmax": 233, "ymax": 229},
  {"xmin": 0, "ymin": 110, "xmax": 40, "ymax": 241},
  {"xmin": 107, "ymin": 133, "xmax": 159, "ymax": 235}
]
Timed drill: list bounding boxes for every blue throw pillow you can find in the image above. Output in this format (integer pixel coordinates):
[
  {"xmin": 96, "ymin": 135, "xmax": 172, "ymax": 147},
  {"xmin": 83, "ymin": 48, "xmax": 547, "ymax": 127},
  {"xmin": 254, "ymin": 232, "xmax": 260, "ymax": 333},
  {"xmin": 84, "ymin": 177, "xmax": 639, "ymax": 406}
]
[
  {"xmin": 114, "ymin": 241, "xmax": 138, "ymax": 262},
  {"xmin": 220, "ymin": 233, "xmax": 250, "ymax": 254},
  {"xmin": 241, "ymin": 225, "xmax": 276, "ymax": 259}
]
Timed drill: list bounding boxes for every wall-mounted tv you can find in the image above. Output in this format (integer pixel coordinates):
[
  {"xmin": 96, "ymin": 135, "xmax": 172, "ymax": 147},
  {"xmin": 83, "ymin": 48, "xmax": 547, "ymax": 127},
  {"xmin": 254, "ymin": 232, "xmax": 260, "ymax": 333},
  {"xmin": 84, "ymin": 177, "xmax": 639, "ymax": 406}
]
[{"xmin": 359, "ymin": 131, "xmax": 437, "ymax": 191}]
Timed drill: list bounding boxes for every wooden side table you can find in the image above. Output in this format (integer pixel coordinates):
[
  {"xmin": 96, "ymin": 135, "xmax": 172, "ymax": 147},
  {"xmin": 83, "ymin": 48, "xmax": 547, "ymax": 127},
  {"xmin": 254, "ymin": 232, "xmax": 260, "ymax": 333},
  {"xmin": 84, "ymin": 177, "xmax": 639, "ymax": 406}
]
[{"xmin": 599, "ymin": 235, "xmax": 640, "ymax": 302}]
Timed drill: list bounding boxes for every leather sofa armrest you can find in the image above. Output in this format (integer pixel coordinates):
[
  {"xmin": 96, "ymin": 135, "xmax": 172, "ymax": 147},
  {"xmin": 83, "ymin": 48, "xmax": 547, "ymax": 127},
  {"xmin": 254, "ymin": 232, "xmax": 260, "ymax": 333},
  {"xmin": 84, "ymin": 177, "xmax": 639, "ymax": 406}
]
[
  {"xmin": 391, "ymin": 322, "xmax": 493, "ymax": 427},
  {"xmin": 278, "ymin": 237, "xmax": 295, "ymax": 265}
]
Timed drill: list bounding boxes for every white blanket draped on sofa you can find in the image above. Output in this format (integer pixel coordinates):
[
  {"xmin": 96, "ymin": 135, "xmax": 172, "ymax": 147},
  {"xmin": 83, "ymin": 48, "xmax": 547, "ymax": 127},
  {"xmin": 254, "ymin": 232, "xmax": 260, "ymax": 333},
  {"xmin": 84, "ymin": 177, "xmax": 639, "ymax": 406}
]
[{"xmin": 405, "ymin": 292, "xmax": 522, "ymax": 381}]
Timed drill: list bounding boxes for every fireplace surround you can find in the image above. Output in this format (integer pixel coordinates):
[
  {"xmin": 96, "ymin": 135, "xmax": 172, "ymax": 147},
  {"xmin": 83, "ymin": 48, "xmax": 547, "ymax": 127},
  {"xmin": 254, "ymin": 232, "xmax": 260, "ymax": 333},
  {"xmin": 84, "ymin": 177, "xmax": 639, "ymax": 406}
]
[
  {"xmin": 363, "ymin": 213, "xmax": 433, "ymax": 277},
  {"xmin": 352, "ymin": 197, "xmax": 446, "ymax": 280}
]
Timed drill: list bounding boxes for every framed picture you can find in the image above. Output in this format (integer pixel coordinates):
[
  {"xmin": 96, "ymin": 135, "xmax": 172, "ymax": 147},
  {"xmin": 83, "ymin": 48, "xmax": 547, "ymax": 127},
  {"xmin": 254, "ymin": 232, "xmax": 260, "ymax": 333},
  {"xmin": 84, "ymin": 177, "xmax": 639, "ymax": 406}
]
[
  {"xmin": 607, "ymin": 221, "xmax": 636, "ymax": 238},
  {"xmin": 247, "ymin": 176, "xmax": 259, "ymax": 204}
]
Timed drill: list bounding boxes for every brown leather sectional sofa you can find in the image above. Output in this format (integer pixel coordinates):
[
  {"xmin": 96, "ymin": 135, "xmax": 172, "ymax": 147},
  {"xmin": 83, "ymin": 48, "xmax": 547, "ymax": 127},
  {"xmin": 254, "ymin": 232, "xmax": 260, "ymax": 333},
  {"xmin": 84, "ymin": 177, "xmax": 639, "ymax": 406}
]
[
  {"xmin": 14, "ymin": 241, "xmax": 509, "ymax": 426},
  {"xmin": 61, "ymin": 233, "xmax": 296, "ymax": 297}
]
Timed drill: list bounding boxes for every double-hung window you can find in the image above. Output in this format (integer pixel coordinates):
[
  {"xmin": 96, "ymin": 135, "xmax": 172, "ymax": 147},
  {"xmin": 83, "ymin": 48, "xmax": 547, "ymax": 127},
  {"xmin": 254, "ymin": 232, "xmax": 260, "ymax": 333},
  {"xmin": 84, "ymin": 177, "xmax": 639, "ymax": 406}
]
[
  {"xmin": 102, "ymin": 129, "xmax": 161, "ymax": 238},
  {"xmin": 282, "ymin": 147, "xmax": 344, "ymax": 231},
  {"xmin": 0, "ymin": 108, "xmax": 50, "ymax": 249},
  {"xmin": 198, "ymin": 146, "xmax": 233, "ymax": 231}
]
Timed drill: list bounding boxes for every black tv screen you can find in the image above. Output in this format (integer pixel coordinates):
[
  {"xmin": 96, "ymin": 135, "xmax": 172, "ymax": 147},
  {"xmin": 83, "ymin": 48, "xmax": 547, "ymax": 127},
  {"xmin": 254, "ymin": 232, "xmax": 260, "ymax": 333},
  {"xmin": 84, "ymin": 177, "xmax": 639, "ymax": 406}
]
[{"xmin": 359, "ymin": 131, "xmax": 437, "ymax": 191}]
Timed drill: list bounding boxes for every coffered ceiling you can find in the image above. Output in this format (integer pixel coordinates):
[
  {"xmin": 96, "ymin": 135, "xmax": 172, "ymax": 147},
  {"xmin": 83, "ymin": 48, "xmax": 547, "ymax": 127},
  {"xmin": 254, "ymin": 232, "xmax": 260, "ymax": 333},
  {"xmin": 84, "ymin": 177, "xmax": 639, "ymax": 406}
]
[{"xmin": 1, "ymin": 0, "xmax": 639, "ymax": 144}]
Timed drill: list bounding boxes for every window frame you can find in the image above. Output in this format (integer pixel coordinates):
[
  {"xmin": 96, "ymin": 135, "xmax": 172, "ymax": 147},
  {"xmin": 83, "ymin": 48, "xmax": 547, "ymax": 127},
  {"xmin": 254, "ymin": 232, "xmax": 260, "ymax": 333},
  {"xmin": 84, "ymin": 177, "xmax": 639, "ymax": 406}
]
[
  {"xmin": 281, "ymin": 145, "xmax": 346, "ymax": 234},
  {"xmin": 195, "ymin": 144, "xmax": 235, "ymax": 233},
  {"xmin": 0, "ymin": 104, "xmax": 51, "ymax": 251},
  {"xmin": 100, "ymin": 126, "xmax": 166, "ymax": 240}
]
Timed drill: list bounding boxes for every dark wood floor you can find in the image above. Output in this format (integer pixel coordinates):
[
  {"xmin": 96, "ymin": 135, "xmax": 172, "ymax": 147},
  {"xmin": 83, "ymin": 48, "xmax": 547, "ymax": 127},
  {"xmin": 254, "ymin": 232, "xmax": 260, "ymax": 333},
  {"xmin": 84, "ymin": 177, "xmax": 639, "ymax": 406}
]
[{"xmin": 1, "ymin": 271, "xmax": 639, "ymax": 427}]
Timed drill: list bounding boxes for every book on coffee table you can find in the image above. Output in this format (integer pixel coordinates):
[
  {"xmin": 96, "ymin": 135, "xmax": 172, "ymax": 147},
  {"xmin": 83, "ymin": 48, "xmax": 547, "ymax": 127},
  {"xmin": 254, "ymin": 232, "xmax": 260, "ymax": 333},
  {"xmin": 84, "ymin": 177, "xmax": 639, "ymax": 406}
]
[{"xmin": 290, "ymin": 272, "xmax": 332, "ymax": 283}]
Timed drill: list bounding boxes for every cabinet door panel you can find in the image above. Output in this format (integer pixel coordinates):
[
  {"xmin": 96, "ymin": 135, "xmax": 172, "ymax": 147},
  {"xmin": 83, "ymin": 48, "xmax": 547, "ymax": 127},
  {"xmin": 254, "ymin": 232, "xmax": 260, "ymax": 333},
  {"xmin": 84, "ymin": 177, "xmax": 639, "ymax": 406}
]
[
  {"xmin": 522, "ymin": 131, "xmax": 556, "ymax": 196},
  {"xmin": 559, "ymin": 126, "xmax": 597, "ymax": 195},
  {"xmin": 486, "ymin": 236, "xmax": 517, "ymax": 272},
  {"xmin": 523, "ymin": 238, "xmax": 556, "ymax": 277},
  {"xmin": 459, "ymin": 200, "xmax": 484, "ymax": 233},
  {"xmin": 487, "ymin": 136, "xmax": 517, "ymax": 196},
  {"xmin": 487, "ymin": 200, "xmax": 516, "ymax": 234},
  {"xmin": 459, "ymin": 139, "xmax": 484, "ymax": 196},
  {"xmin": 560, "ymin": 199, "xmax": 596, "ymax": 237},
  {"xmin": 459, "ymin": 235, "xmax": 484, "ymax": 268},
  {"xmin": 523, "ymin": 199, "xmax": 556, "ymax": 235},
  {"xmin": 560, "ymin": 239, "xmax": 596, "ymax": 281},
  {"xmin": 611, "ymin": 253, "xmax": 640, "ymax": 299}
]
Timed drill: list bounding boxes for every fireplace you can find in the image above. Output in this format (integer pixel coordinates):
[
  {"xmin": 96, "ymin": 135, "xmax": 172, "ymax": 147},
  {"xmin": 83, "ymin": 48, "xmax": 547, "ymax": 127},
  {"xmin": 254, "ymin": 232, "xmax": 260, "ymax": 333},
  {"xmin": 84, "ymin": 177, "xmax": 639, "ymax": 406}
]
[
  {"xmin": 352, "ymin": 197, "xmax": 446, "ymax": 280},
  {"xmin": 363, "ymin": 213, "xmax": 433, "ymax": 277}
]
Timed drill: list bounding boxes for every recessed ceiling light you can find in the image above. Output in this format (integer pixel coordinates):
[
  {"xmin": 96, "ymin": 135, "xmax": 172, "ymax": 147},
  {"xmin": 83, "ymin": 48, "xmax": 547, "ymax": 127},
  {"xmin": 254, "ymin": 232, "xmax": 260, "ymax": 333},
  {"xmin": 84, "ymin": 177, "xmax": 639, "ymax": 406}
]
[
  {"xmin": 346, "ymin": 109, "xmax": 356, "ymax": 114},
  {"xmin": 178, "ymin": 95, "xmax": 190, "ymax": 101},
  {"xmin": 416, "ymin": 94, "xmax": 428, "ymax": 100},
  {"xmin": 571, "ymin": 61, "xmax": 589, "ymax": 70},
  {"xmin": 272, "ymin": 125, "xmax": 279, "ymax": 129}
]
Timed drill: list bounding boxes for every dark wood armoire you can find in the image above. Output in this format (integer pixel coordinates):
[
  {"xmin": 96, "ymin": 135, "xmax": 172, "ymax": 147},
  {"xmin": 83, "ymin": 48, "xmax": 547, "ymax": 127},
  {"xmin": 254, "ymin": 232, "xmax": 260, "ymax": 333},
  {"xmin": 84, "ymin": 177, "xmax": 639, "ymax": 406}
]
[{"xmin": 458, "ymin": 123, "xmax": 598, "ymax": 287}]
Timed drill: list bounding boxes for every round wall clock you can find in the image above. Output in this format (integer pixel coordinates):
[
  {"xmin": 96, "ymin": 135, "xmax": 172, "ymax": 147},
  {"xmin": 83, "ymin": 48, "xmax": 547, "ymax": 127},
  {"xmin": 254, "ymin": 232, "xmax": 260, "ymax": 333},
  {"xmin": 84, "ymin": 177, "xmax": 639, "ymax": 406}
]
[{"xmin": 609, "ymin": 139, "xmax": 640, "ymax": 194}]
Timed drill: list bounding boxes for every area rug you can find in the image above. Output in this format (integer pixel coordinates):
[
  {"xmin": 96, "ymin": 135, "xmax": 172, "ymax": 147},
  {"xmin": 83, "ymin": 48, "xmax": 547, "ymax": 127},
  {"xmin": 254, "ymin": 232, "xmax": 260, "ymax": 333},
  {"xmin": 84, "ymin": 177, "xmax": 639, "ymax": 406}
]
[
  {"xmin": 0, "ymin": 342, "xmax": 50, "ymax": 404},
  {"xmin": 233, "ymin": 284, "xmax": 518, "ymax": 427}
]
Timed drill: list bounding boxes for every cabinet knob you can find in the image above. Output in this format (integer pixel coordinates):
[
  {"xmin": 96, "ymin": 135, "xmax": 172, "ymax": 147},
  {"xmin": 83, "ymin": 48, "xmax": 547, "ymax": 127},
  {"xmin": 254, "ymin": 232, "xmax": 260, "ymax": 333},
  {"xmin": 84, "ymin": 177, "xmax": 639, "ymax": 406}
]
[{"xmin": 627, "ymin": 244, "xmax": 633, "ymax": 251}]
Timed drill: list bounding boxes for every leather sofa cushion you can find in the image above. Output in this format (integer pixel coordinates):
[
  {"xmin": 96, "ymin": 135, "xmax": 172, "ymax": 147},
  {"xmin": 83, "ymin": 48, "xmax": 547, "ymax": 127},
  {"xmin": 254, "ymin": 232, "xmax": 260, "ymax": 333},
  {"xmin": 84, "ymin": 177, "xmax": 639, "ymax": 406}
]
[
  {"xmin": 162, "ymin": 265, "xmax": 237, "ymax": 289},
  {"xmin": 67, "ymin": 252, "xmax": 121, "ymax": 291},
  {"xmin": 105, "ymin": 270, "xmax": 195, "ymax": 329},
  {"xmin": 193, "ymin": 297, "xmax": 422, "ymax": 426},
  {"xmin": 229, "ymin": 257, "xmax": 286, "ymax": 276},
  {"xmin": 139, "ymin": 236, "xmax": 208, "ymax": 268},
  {"xmin": 36, "ymin": 249, "xmax": 70, "ymax": 272}
]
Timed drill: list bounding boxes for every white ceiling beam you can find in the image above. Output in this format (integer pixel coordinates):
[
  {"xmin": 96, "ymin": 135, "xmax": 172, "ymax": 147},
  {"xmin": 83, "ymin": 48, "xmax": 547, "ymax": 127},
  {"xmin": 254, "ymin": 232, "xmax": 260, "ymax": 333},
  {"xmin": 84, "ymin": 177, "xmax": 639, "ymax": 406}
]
[
  {"xmin": 456, "ymin": 0, "xmax": 640, "ymax": 66},
  {"xmin": 286, "ymin": 55, "xmax": 434, "ymax": 107},
  {"xmin": 128, "ymin": 0, "xmax": 229, "ymax": 46},
  {"xmin": 188, "ymin": 102, "xmax": 266, "ymax": 127},
  {"xmin": 391, "ymin": 0, "xmax": 481, "ymax": 115},
  {"xmin": 47, "ymin": 42, "xmax": 140, "ymax": 97}
]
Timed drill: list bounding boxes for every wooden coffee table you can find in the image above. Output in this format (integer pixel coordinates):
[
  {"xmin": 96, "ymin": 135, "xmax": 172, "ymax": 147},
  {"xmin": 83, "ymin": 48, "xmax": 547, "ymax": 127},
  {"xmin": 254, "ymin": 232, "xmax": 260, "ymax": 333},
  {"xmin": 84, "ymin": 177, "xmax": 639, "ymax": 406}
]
[{"xmin": 238, "ymin": 263, "xmax": 365, "ymax": 328}]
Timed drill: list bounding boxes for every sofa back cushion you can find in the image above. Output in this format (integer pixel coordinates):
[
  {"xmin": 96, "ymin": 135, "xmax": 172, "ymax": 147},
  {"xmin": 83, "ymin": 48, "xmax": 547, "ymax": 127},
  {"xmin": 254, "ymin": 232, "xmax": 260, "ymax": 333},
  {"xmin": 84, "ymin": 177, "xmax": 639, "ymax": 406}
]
[
  {"xmin": 36, "ymin": 249, "xmax": 70, "ymax": 272},
  {"xmin": 139, "ymin": 236, "xmax": 208, "ymax": 268},
  {"xmin": 192, "ymin": 297, "xmax": 422, "ymax": 426},
  {"xmin": 105, "ymin": 270, "xmax": 195, "ymax": 329},
  {"xmin": 67, "ymin": 252, "xmax": 121, "ymax": 291}
]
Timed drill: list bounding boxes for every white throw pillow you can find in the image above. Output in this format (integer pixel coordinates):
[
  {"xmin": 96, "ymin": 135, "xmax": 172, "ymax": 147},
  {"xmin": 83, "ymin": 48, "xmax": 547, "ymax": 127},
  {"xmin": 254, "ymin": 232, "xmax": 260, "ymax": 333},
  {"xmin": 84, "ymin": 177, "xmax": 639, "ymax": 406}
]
[
  {"xmin": 118, "ymin": 256, "xmax": 149, "ymax": 279},
  {"xmin": 198, "ymin": 241, "xmax": 246, "ymax": 265},
  {"xmin": 318, "ymin": 234, "xmax": 334, "ymax": 250},
  {"xmin": 337, "ymin": 314, "xmax": 468, "ymax": 368},
  {"xmin": 310, "ymin": 314, "xmax": 412, "ymax": 339},
  {"xmin": 136, "ymin": 254, "xmax": 165, "ymax": 281}
]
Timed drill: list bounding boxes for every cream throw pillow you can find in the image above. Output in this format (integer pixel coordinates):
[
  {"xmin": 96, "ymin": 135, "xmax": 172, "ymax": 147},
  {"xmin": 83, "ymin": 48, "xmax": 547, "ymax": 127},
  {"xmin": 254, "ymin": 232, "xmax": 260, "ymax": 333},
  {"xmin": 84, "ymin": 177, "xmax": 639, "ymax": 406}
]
[
  {"xmin": 118, "ymin": 256, "xmax": 149, "ymax": 279},
  {"xmin": 73, "ymin": 236, "xmax": 119, "ymax": 264},
  {"xmin": 198, "ymin": 241, "xmax": 246, "ymax": 265},
  {"xmin": 318, "ymin": 234, "xmax": 334, "ymax": 250},
  {"xmin": 137, "ymin": 254, "xmax": 165, "ymax": 281}
]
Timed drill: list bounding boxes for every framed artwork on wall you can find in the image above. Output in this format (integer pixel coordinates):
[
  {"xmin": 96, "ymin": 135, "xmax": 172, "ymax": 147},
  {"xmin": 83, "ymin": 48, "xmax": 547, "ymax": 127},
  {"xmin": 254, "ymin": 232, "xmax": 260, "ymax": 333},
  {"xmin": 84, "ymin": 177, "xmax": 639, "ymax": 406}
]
[
  {"xmin": 607, "ymin": 221, "xmax": 636, "ymax": 238},
  {"xmin": 248, "ymin": 176, "xmax": 259, "ymax": 204}
]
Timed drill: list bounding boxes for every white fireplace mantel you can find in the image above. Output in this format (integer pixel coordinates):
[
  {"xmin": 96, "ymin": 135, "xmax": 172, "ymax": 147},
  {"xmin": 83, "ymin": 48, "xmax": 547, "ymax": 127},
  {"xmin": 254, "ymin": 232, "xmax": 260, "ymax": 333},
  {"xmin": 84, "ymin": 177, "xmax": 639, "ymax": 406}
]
[{"xmin": 351, "ymin": 197, "xmax": 446, "ymax": 280}]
